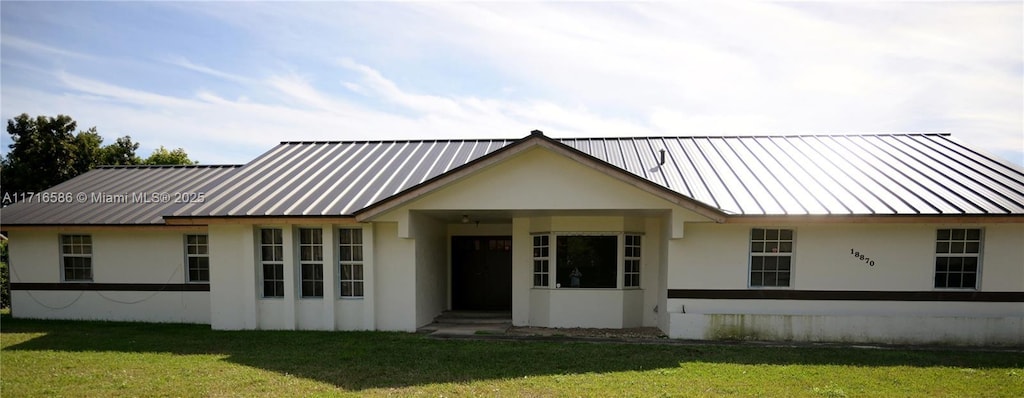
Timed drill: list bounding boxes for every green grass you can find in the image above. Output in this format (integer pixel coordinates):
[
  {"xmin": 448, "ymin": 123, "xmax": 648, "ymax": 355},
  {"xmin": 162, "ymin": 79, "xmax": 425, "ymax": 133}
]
[{"xmin": 2, "ymin": 315, "xmax": 1022, "ymax": 397}]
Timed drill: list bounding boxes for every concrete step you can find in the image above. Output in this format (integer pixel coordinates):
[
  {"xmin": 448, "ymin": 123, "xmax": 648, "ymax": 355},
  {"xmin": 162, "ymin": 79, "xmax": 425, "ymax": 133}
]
[{"xmin": 433, "ymin": 311, "xmax": 512, "ymax": 324}]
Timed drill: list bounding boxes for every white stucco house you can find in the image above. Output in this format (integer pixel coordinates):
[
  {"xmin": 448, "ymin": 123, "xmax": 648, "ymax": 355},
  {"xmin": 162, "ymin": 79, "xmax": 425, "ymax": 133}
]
[{"xmin": 3, "ymin": 131, "xmax": 1022, "ymax": 345}]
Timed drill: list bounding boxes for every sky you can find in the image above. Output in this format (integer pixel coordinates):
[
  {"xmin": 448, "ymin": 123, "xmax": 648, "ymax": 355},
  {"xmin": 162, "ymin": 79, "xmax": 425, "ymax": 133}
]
[{"xmin": 1, "ymin": 1, "xmax": 1022, "ymax": 166}]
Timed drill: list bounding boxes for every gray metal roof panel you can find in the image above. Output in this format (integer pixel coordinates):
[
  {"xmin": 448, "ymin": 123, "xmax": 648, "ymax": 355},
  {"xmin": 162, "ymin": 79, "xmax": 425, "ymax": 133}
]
[
  {"xmin": 1, "ymin": 165, "xmax": 242, "ymax": 225},
  {"xmin": 10, "ymin": 133, "xmax": 1022, "ymax": 225}
]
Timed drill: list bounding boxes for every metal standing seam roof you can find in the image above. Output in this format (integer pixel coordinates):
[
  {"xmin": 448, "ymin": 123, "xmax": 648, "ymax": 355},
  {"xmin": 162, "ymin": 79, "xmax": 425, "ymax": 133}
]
[
  {"xmin": 4, "ymin": 134, "xmax": 1022, "ymax": 226},
  {"xmin": 167, "ymin": 133, "xmax": 1024, "ymax": 219},
  {"xmin": 1, "ymin": 165, "xmax": 242, "ymax": 225}
]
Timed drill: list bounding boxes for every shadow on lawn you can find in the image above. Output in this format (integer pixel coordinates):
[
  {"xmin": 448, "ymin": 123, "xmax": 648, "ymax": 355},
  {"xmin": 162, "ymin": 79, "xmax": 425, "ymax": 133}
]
[{"xmin": 3, "ymin": 316, "xmax": 1021, "ymax": 391}]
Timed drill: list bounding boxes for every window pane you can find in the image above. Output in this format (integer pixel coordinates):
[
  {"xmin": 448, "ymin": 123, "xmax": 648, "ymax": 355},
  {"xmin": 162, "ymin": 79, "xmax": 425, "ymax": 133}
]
[
  {"xmin": 937, "ymin": 229, "xmax": 951, "ymax": 240},
  {"xmin": 352, "ymin": 246, "xmax": 363, "ymax": 262},
  {"xmin": 777, "ymin": 272, "xmax": 790, "ymax": 287},
  {"xmin": 750, "ymin": 272, "xmax": 763, "ymax": 286},
  {"xmin": 352, "ymin": 265, "xmax": 363, "ymax": 280},
  {"xmin": 936, "ymin": 242, "xmax": 949, "ymax": 254},
  {"xmin": 947, "ymin": 273, "xmax": 962, "ymax": 288},
  {"xmin": 765, "ymin": 229, "xmax": 779, "ymax": 240},
  {"xmin": 951, "ymin": 229, "xmax": 966, "ymax": 240},
  {"xmin": 962, "ymin": 273, "xmax": 977, "ymax": 288},
  {"xmin": 340, "ymin": 246, "xmax": 352, "ymax": 262},
  {"xmin": 965, "ymin": 242, "xmax": 979, "ymax": 254},
  {"xmin": 261, "ymin": 246, "xmax": 276, "ymax": 261},
  {"xmin": 556, "ymin": 236, "xmax": 617, "ymax": 288},
  {"xmin": 966, "ymin": 229, "xmax": 980, "ymax": 240},
  {"xmin": 751, "ymin": 256, "xmax": 764, "ymax": 271},
  {"xmin": 935, "ymin": 257, "xmax": 948, "ymax": 272},
  {"xmin": 779, "ymin": 229, "xmax": 793, "ymax": 240},
  {"xmin": 950, "ymin": 242, "xmax": 964, "ymax": 254},
  {"xmin": 751, "ymin": 229, "xmax": 764, "ymax": 240},
  {"xmin": 963, "ymin": 257, "xmax": 978, "ymax": 272}
]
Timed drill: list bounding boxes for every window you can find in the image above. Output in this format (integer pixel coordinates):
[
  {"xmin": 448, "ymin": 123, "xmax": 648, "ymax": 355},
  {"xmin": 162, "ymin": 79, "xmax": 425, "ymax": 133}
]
[
  {"xmin": 299, "ymin": 228, "xmax": 324, "ymax": 298},
  {"xmin": 556, "ymin": 235, "xmax": 617, "ymax": 288},
  {"xmin": 532, "ymin": 235, "xmax": 550, "ymax": 287},
  {"xmin": 624, "ymin": 234, "xmax": 641, "ymax": 288},
  {"xmin": 185, "ymin": 234, "xmax": 209, "ymax": 283},
  {"xmin": 61, "ymin": 235, "xmax": 92, "ymax": 281},
  {"xmin": 339, "ymin": 228, "xmax": 364, "ymax": 297},
  {"xmin": 260, "ymin": 228, "xmax": 284, "ymax": 298},
  {"xmin": 935, "ymin": 228, "xmax": 981, "ymax": 289},
  {"xmin": 749, "ymin": 228, "xmax": 793, "ymax": 287}
]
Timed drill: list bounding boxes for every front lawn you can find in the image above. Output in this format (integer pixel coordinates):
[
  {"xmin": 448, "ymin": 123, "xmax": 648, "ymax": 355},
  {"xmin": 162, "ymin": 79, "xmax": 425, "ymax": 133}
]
[{"xmin": 1, "ymin": 316, "xmax": 1021, "ymax": 397}]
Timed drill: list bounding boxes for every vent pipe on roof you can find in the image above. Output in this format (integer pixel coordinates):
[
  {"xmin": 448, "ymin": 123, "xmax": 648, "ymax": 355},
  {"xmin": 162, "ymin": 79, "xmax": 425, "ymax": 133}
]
[{"xmin": 659, "ymin": 149, "xmax": 666, "ymax": 165}]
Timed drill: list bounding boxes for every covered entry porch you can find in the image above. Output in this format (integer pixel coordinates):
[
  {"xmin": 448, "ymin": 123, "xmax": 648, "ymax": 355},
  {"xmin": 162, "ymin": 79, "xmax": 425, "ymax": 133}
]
[{"xmin": 398, "ymin": 209, "xmax": 670, "ymax": 330}]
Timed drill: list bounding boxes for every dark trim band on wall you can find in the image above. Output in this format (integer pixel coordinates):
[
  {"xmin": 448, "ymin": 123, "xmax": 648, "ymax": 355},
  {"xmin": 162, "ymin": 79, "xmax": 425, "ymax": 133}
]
[
  {"xmin": 667, "ymin": 289, "xmax": 1024, "ymax": 302},
  {"xmin": 11, "ymin": 283, "xmax": 210, "ymax": 292}
]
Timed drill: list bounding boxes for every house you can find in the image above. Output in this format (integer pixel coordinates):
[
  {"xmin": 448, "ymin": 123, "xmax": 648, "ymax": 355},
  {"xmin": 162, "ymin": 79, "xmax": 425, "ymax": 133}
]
[{"xmin": 3, "ymin": 131, "xmax": 1022, "ymax": 345}]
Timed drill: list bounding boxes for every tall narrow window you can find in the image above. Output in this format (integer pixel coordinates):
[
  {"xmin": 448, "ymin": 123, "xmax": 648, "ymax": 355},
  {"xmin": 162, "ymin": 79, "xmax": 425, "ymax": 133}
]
[
  {"xmin": 935, "ymin": 228, "xmax": 981, "ymax": 289},
  {"xmin": 61, "ymin": 235, "xmax": 92, "ymax": 282},
  {"xmin": 339, "ymin": 228, "xmax": 364, "ymax": 297},
  {"xmin": 624, "ymin": 234, "xmax": 641, "ymax": 288},
  {"xmin": 260, "ymin": 228, "xmax": 284, "ymax": 298},
  {"xmin": 185, "ymin": 234, "xmax": 209, "ymax": 283},
  {"xmin": 749, "ymin": 228, "xmax": 793, "ymax": 287},
  {"xmin": 299, "ymin": 228, "xmax": 324, "ymax": 298},
  {"xmin": 532, "ymin": 235, "xmax": 550, "ymax": 287}
]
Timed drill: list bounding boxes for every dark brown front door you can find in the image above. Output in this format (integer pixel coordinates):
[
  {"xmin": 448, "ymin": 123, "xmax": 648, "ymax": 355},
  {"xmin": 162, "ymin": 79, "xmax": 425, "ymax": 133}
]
[{"xmin": 451, "ymin": 236, "xmax": 512, "ymax": 311}]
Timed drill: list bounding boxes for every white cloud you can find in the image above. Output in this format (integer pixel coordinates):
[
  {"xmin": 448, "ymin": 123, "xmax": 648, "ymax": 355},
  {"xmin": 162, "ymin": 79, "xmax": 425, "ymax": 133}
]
[{"xmin": 2, "ymin": 2, "xmax": 1021, "ymax": 165}]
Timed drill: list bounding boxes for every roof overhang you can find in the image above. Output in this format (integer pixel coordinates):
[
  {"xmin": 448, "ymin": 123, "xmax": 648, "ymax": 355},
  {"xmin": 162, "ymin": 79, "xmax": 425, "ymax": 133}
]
[
  {"xmin": 163, "ymin": 215, "xmax": 360, "ymax": 226},
  {"xmin": 353, "ymin": 132, "xmax": 729, "ymax": 223},
  {"xmin": 725, "ymin": 214, "xmax": 1024, "ymax": 224}
]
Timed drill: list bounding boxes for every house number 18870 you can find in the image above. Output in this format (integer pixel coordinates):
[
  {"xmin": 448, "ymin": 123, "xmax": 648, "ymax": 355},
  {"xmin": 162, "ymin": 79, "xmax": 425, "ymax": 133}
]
[{"xmin": 850, "ymin": 249, "xmax": 875, "ymax": 266}]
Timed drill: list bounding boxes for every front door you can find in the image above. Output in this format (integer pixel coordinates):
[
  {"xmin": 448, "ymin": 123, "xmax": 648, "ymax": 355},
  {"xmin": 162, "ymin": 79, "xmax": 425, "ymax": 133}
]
[{"xmin": 451, "ymin": 236, "xmax": 512, "ymax": 311}]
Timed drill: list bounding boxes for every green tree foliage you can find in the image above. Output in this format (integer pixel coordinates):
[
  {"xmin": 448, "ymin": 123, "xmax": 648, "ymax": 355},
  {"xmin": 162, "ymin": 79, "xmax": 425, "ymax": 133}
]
[
  {"xmin": 99, "ymin": 135, "xmax": 142, "ymax": 166},
  {"xmin": 145, "ymin": 145, "xmax": 195, "ymax": 165},
  {"xmin": 2, "ymin": 113, "xmax": 85, "ymax": 194},
  {"xmin": 2, "ymin": 113, "xmax": 195, "ymax": 196}
]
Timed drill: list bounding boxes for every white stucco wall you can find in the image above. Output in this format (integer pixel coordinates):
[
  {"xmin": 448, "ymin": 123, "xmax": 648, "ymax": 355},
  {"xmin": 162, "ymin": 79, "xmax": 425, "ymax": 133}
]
[
  {"xmin": 663, "ymin": 222, "xmax": 1024, "ymax": 344},
  {"xmin": 9, "ymin": 228, "xmax": 210, "ymax": 324},
  {"xmin": 373, "ymin": 222, "xmax": 417, "ymax": 332},
  {"xmin": 208, "ymin": 223, "xmax": 376, "ymax": 331},
  {"xmin": 413, "ymin": 215, "xmax": 448, "ymax": 328},
  {"xmin": 208, "ymin": 224, "xmax": 257, "ymax": 329}
]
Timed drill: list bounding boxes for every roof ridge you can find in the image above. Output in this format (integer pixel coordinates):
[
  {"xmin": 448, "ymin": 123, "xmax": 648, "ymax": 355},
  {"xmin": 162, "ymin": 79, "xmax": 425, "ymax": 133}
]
[
  {"xmin": 279, "ymin": 138, "xmax": 520, "ymax": 145},
  {"xmin": 278, "ymin": 133, "xmax": 951, "ymax": 145},
  {"xmin": 95, "ymin": 164, "xmax": 244, "ymax": 169}
]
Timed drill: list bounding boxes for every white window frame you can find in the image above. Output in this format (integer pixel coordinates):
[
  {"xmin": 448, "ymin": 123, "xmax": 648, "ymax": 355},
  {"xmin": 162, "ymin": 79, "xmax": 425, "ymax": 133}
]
[
  {"xmin": 184, "ymin": 234, "xmax": 209, "ymax": 283},
  {"xmin": 934, "ymin": 228, "xmax": 983, "ymax": 290},
  {"xmin": 259, "ymin": 228, "xmax": 285, "ymax": 298},
  {"xmin": 338, "ymin": 227, "xmax": 364, "ymax": 298},
  {"xmin": 748, "ymin": 228, "xmax": 794, "ymax": 288},
  {"xmin": 60, "ymin": 234, "xmax": 93, "ymax": 282},
  {"xmin": 298, "ymin": 228, "xmax": 324, "ymax": 298},
  {"xmin": 623, "ymin": 234, "xmax": 641, "ymax": 288},
  {"xmin": 532, "ymin": 234, "xmax": 550, "ymax": 288}
]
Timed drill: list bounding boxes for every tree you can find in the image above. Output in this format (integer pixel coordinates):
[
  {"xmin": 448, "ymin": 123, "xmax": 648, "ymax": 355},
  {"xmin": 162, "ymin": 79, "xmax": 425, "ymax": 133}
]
[
  {"xmin": 2, "ymin": 113, "xmax": 84, "ymax": 194},
  {"xmin": 2, "ymin": 113, "xmax": 197, "ymax": 198},
  {"xmin": 145, "ymin": 146, "xmax": 195, "ymax": 165},
  {"xmin": 99, "ymin": 135, "xmax": 142, "ymax": 166}
]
